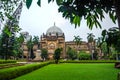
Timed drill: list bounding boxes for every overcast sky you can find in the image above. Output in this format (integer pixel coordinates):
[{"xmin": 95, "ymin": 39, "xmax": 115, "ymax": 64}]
[{"xmin": 19, "ymin": 0, "xmax": 118, "ymax": 41}]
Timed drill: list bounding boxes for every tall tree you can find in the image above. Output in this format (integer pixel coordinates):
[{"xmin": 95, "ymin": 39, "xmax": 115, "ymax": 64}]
[
  {"xmin": 17, "ymin": 33, "xmax": 24, "ymax": 58},
  {"xmin": 103, "ymin": 27, "xmax": 120, "ymax": 60},
  {"xmin": 0, "ymin": 34, "xmax": 3, "ymax": 58},
  {"xmin": 26, "ymin": 36, "xmax": 34, "ymax": 60},
  {"xmin": 0, "ymin": 25, "xmax": 20, "ymax": 60},
  {"xmin": 96, "ymin": 37, "xmax": 104, "ymax": 58},
  {"xmin": 33, "ymin": 36, "xmax": 39, "ymax": 44},
  {"xmin": 101, "ymin": 42, "xmax": 108, "ymax": 57},
  {"xmin": 54, "ymin": 48, "xmax": 62, "ymax": 64},
  {"xmin": 0, "ymin": 26, "xmax": 10, "ymax": 59},
  {"xmin": 73, "ymin": 36, "xmax": 82, "ymax": 52},
  {"xmin": 12, "ymin": 36, "xmax": 23, "ymax": 59},
  {"xmin": 33, "ymin": 36, "xmax": 40, "ymax": 48},
  {"xmin": 0, "ymin": 1, "xmax": 22, "ymax": 59},
  {"xmin": 102, "ymin": 29, "xmax": 111, "ymax": 55},
  {"xmin": 87, "ymin": 33, "xmax": 95, "ymax": 43},
  {"xmin": 87, "ymin": 33, "xmax": 95, "ymax": 60}
]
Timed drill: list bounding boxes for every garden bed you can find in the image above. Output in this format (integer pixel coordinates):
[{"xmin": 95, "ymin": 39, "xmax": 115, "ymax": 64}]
[
  {"xmin": 0, "ymin": 63, "xmax": 26, "ymax": 69},
  {"xmin": 0, "ymin": 60, "xmax": 16, "ymax": 64}
]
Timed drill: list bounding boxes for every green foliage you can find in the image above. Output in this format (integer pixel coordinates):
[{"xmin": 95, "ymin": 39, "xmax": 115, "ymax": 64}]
[
  {"xmin": 1, "ymin": 0, "xmax": 119, "ymax": 29},
  {"xmin": 0, "ymin": 25, "xmax": 12, "ymax": 59},
  {"xmin": 56, "ymin": 0, "xmax": 63, "ymax": 6},
  {"xmin": 12, "ymin": 37, "xmax": 23, "ymax": 58},
  {"xmin": 73, "ymin": 36, "xmax": 82, "ymax": 46},
  {"xmin": 54, "ymin": 48, "xmax": 62, "ymax": 64},
  {"xmin": 26, "ymin": 36, "xmax": 34, "ymax": 59},
  {"xmin": 33, "ymin": 36, "xmax": 39, "ymax": 44},
  {"xmin": 96, "ymin": 37, "xmax": 103, "ymax": 49},
  {"xmin": 26, "ymin": 36, "xmax": 33, "ymax": 51},
  {"xmin": 26, "ymin": 0, "xmax": 33, "ymax": 9},
  {"xmin": 0, "ymin": 62, "xmax": 50, "ymax": 80},
  {"xmin": 78, "ymin": 51, "xmax": 91, "ymax": 60},
  {"xmin": 37, "ymin": 0, "xmax": 41, "ymax": 6},
  {"xmin": 57, "ymin": 0, "xmax": 117, "ymax": 29},
  {"xmin": 18, "ymin": 33, "xmax": 24, "ymax": 44},
  {"xmin": 101, "ymin": 42, "xmax": 108, "ymax": 54},
  {"xmin": 87, "ymin": 33, "xmax": 95, "ymax": 42},
  {"xmin": 48, "ymin": 0, "xmax": 54, "ymax": 3},
  {"xmin": 0, "ymin": 24, "xmax": 21, "ymax": 60},
  {"xmin": 0, "ymin": 0, "xmax": 22, "ymax": 22},
  {"xmin": 66, "ymin": 47, "xmax": 77, "ymax": 60},
  {"xmin": 41, "ymin": 48, "xmax": 48, "ymax": 60},
  {"xmin": 102, "ymin": 27, "xmax": 120, "ymax": 55},
  {"xmin": 73, "ymin": 16, "xmax": 81, "ymax": 28},
  {"xmin": 0, "ymin": 60, "xmax": 16, "ymax": 64}
]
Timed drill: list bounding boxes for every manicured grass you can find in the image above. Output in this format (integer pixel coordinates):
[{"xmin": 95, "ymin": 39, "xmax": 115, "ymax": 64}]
[{"xmin": 14, "ymin": 63, "xmax": 120, "ymax": 80}]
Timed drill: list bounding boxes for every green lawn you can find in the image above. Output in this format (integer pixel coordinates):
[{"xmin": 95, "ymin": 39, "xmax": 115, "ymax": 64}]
[{"xmin": 14, "ymin": 63, "xmax": 120, "ymax": 80}]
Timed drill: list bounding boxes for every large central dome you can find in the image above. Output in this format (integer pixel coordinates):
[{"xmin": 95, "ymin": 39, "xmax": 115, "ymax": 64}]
[{"xmin": 46, "ymin": 23, "xmax": 63, "ymax": 36}]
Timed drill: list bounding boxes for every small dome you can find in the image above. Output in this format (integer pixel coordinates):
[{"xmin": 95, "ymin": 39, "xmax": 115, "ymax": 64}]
[{"xmin": 46, "ymin": 23, "xmax": 63, "ymax": 36}]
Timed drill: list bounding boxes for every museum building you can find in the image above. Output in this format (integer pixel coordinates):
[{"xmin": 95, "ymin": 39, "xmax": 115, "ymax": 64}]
[
  {"xmin": 22, "ymin": 24, "xmax": 97, "ymax": 60},
  {"xmin": 40, "ymin": 24, "xmax": 91, "ymax": 59}
]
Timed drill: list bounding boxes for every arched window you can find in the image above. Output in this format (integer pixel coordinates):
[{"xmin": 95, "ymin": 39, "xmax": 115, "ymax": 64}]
[{"xmin": 49, "ymin": 43, "xmax": 55, "ymax": 49}]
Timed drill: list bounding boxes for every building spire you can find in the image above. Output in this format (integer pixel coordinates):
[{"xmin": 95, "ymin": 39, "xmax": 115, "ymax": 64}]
[
  {"xmin": 54, "ymin": 22, "xmax": 56, "ymax": 26},
  {"xmin": 7, "ymin": 1, "xmax": 23, "ymax": 26}
]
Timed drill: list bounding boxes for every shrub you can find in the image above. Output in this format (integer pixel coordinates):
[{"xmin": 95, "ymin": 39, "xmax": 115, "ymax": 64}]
[
  {"xmin": 78, "ymin": 51, "xmax": 91, "ymax": 60},
  {"xmin": 66, "ymin": 47, "xmax": 77, "ymax": 60},
  {"xmin": 41, "ymin": 48, "xmax": 48, "ymax": 60},
  {"xmin": 60, "ymin": 60, "xmax": 117, "ymax": 63},
  {"xmin": 0, "ymin": 60, "xmax": 16, "ymax": 64},
  {"xmin": 0, "ymin": 62, "xmax": 50, "ymax": 80}
]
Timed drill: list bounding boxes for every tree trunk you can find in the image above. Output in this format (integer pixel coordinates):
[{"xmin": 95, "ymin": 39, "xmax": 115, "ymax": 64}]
[
  {"xmin": 21, "ymin": 45, "xmax": 24, "ymax": 59},
  {"xmin": 107, "ymin": 44, "xmax": 109, "ymax": 55},
  {"xmin": 89, "ymin": 42, "xmax": 93, "ymax": 60},
  {"xmin": 100, "ymin": 48, "xmax": 103, "ymax": 59},
  {"xmin": 116, "ymin": 53, "xmax": 119, "ymax": 60},
  {"xmin": 5, "ymin": 38, "xmax": 9, "ymax": 60},
  {"xmin": 115, "ymin": 0, "xmax": 120, "ymax": 30}
]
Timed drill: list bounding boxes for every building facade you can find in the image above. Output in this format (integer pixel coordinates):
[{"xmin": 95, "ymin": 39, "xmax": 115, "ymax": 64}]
[
  {"xmin": 40, "ymin": 24, "xmax": 65, "ymax": 59},
  {"xmin": 65, "ymin": 41, "xmax": 90, "ymax": 53},
  {"xmin": 22, "ymin": 24, "xmax": 98, "ymax": 59}
]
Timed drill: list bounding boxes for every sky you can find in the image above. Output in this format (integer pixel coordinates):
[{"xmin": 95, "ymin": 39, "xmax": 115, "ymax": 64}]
[{"xmin": 19, "ymin": 0, "xmax": 118, "ymax": 41}]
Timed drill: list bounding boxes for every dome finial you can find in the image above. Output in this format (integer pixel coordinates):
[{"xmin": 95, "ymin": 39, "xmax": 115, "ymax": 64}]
[{"xmin": 54, "ymin": 22, "xmax": 55, "ymax": 26}]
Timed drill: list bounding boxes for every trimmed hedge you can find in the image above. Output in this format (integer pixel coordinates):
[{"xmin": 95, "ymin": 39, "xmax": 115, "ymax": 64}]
[
  {"xmin": 0, "ymin": 62, "xmax": 50, "ymax": 80},
  {"xmin": 60, "ymin": 60, "xmax": 117, "ymax": 63},
  {"xmin": 0, "ymin": 60, "xmax": 16, "ymax": 64}
]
